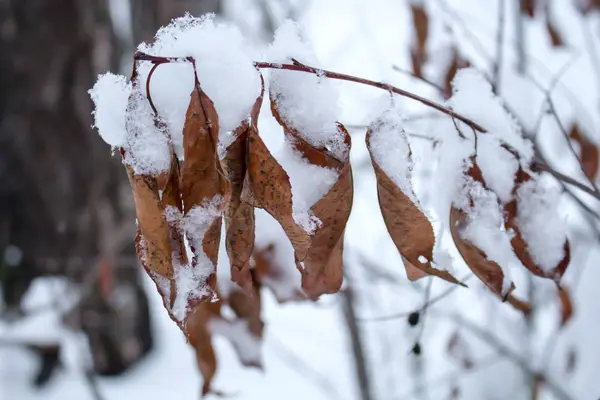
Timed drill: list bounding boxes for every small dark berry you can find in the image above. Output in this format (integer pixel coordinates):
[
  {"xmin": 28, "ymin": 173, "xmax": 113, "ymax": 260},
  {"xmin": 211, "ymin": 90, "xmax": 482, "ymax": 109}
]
[
  {"xmin": 412, "ymin": 342, "xmax": 422, "ymax": 356},
  {"xmin": 408, "ymin": 311, "xmax": 420, "ymax": 326}
]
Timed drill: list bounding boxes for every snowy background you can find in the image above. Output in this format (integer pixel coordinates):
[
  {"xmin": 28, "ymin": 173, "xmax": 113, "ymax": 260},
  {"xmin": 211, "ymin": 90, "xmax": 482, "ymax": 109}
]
[{"xmin": 3, "ymin": 0, "xmax": 600, "ymax": 399}]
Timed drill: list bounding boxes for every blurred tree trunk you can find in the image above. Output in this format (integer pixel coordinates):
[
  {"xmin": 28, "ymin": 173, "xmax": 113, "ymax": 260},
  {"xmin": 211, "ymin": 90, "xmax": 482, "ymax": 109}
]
[
  {"xmin": 130, "ymin": 0, "xmax": 221, "ymax": 45},
  {"xmin": 0, "ymin": 0, "xmax": 125, "ymax": 302}
]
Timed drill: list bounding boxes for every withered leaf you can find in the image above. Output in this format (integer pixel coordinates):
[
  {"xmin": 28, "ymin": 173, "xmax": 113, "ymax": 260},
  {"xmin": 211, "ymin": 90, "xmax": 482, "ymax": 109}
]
[
  {"xmin": 179, "ymin": 83, "xmax": 228, "ymax": 298},
  {"xmin": 443, "ymin": 48, "xmax": 470, "ymax": 99},
  {"xmin": 269, "ymin": 98, "xmax": 353, "ymax": 299},
  {"xmin": 450, "ymin": 207, "xmax": 531, "ymax": 314},
  {"xmin": 446, "ymin": 330, "xmax": 474, "ymax": 369},
  {"xmin": 504, "ymin": 168, "xmax": 571, "ymax": 280},
  {"xmin": 244, "ymin": 126, "xmax": 311, "ymax": 260},
  {"xmin": 365, "ymin": 129, "xmax": 461, "ymax": 285},
  {"xmin": 221, "ymin": 79, "xmax": 265, "ymax": 291},
  {"xmin": 410, "ymin": 3, "xmax": 429, "ymax": 78},
  {"xmin": 186, "ymin": 301, "xmax": 221, "ymax": 396},
  {"xmin": 569, "ymin": 124, "xmax": 599, "ymax": 181},
  {"xmin": 125, "ymin": 163, "xmax": 172, "ymax": 280},
  {"xmin": 521, "ymin": 0, "xmax": 535, "ymax": 17},
  {"xmin": 546, "ymin": 17, "xmax": 564, "ymax": 47},
  {"xmin": 557, "ymin": 285, "xmax": 573, "ymax": 327}
]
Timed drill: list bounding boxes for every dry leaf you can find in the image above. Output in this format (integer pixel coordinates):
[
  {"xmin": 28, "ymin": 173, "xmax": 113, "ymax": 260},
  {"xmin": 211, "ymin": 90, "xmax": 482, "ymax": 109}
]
[
  {"xmin": 446, "ymin": 330, "xmax": 474, "ymax": 369},
  {"xmin": 186, "ymin": 301, "xmax": 221, "ymax": 396},
  {"xmin": 252, "ymin": 244, "xmax": 306, "ymax": 302},
  {"xmin": 450, "ymin": 207, "xmax": 531, "ymax": 313},
  {"xmin": 443, "ymin": 48, "xmax": 470, "ymax": 99},
  {"xmin": 504, "ymin": 168, "xmax": 571, "ymax": 280},
  {"xmin": 569, "ymin": 124, "xmax": 599, "ymax": 181},
  {"xmin": 521, "ymin": 0, "xmax": 535, "ymax": 17},
  {"xmin": 125, "ymin": 163, "xmax": 172, "ymax": 280},
  {"xmin": 557, "ymin": 285, "xmax": 573, "ymax": 327},
  {"xmin": 546, "ymin": 17, "xmax": 564, "ymax": 47},
  {"xmin": 269, "ymin": 99, "xmax": 353, "ymax": 299},
  {"xmin": 220, "ymin": 80, "xmax": 265, "ymax": 291},
  {"xmin": 410, "ymin": 3, "xmax": 429, "ymax": 78},
  {"xmin": 179, "ymin": 84, "xmax": 228, "ymax": 299},
  {"xmin": 366, "ymin": 129, "xmax": 462, "ymax": 285}
]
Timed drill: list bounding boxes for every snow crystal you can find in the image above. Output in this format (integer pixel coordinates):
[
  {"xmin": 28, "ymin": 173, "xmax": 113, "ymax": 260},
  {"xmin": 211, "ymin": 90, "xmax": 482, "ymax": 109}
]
[
  {"xmin": 448, "ymin": 68, "xmax": 534, "ymax": 162},
  {"xmin": 138, "ymin": 14, "xmax": 262, "ymax": 159},
  {"xmin": 367, "ymin": 99, "xmax": 418, "ymax": 204},
  {"xmin": 459, "ymin": 181, "xmax": 519, "ymax": 294},
  {"xmin": 515, "ymin": 177, "xmax": 567, "ymax": 273},
  {"xmin": 268, "ymin": 20, "xmax": 348, "ymax": 161},
  {"xmin": 171, "ymin": 196, "xmax": 223, "ymax": 322},
  {"xmin": 123, "ymin": 83, "xmax": 171, "ymax": 176},
  {"xmin": 276, "ymin": 139, "xmax": 339, "ymax": 234},
  {"xmin": 89, "ymin": 73, "xmax": 131, "ymax": 148},
  {"xmin": 476, "ymin": 134, "xmax": 519, "ymax": 204}
]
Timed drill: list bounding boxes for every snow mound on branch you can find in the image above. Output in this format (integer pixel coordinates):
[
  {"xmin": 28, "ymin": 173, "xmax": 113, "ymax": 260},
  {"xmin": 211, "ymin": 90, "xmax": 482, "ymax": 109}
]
[
  {"xmin": 89, "ymin": 73, "xmax": 131, "ymax": 148},
  {"xmin": 268, "ymin": 20, "xmax": 348, "ymax": 161}
]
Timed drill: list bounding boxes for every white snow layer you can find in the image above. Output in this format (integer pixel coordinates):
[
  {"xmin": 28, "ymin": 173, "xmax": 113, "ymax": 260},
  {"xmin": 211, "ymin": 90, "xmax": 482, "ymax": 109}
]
[
  {"xmin": 89, "ymin": 73, "xmax": 131, "ymax": 148},
  {"xmin": 515, "ymin": 177, "xmax": 567, "ymax": 273},
  {"xmin": 138, "ymin": 14, "xmax": 262, "ymax": 159},
  {"xmin": 268, "ymin": 20, "xmax": 348, "ymax": 161}
]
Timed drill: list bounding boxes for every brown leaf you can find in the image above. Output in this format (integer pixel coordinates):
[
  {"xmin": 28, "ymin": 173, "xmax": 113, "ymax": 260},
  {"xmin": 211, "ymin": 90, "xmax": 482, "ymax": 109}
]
[
  {"xmin": 546, "ymin": 17, "xmax": 564, "ymax": 47},
  {"xmin": 450, "ymin": 207, "xmax": 531, "ymax": 314},
  {"xmin": 125, "ymin": 163, "xmax": 172, "ymax": 279},
  {"xmin": 569, "ymin": 124, "xmax": 599, "ymax": 181},
  {"xmin": 268, "ymin": 99, "xmax": 353, "ymax": 299},
  {"xmin": 443, "ymin": 48, "xmax": 470, "ymax": 99},
  {"xmin": 221, "ymin": 81, "xmax": 265, "ymax": 291},
  {"xmin": 410, "ymin": 3, "xmax": 429, "ymax": 78},
  {"xmin": 521, "ymin": 0, "xmax": 535, "ymax": 17},
  {"xmin": 504, "ymin": 168, "xmax": 571, "ymax": 280},
  {"xmin": 446, "ymin": 330, "xmax": 474, "ymax": 369},
  {"xmin": 244, "ymin": 126, "xmax": 311, "ymax": 260},
  {"xmin": 179, "ymin": 84, "xmax": 228, "ymax": 299},
  {"xmin": 186, "ymin": 301, "xmax": 221, "ymax": 396},
  {"xmin": 366, "ymin": 129, "xmax": 462, "ymax": 286},
  {"xmin": 557, "ymin": 285, "xmax": 573, "ymax": 327}
]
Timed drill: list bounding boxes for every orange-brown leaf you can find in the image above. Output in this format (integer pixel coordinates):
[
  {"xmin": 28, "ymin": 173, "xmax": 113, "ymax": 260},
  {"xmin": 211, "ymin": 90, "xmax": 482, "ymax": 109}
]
[
  {"xmin": 569, "ymin": 124, "xmax": 599, "ymax": 181},
  {"xmin": 366, "ymin": 130, "xmax": 461, "ymax": 285},
  {"xmin": 450, "ymin": 207, "xmax": 531, "ymax": 313},
  {"xmin": 546, "ymin": 17, "xmax": 564, "ymax": 47},
  {"xmin": 410, "ymin": 3, "xmax": 429, "ymax": 78},
  {"xmin": 186, "ymin": 302, "xmax": 221, "ymax": 396},
  {"xmin": 125, "ymin": 164, "xmax": 172, "ymax": 279},
  {"xmin": 252, "ymin": 244, "xmax": 306, "ymax": 302},
  {"xmin": 221, "ymin": 83, "xmax": 264, "ymax": 291},
  {"xmin": 521, "ymin": 0, "xmax": 535, "ymax": 17},
  {"xmin": 557, "ymin": 285, "xmax": 573, "ymax": 327}
]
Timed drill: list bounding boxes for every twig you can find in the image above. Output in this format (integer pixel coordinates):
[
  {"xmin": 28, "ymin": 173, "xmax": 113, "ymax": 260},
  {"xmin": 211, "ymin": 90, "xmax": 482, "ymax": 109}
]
[
  {"xmin": 356, "ymin": 275, "xmax": 473, "ymax": 322},
  {"xmin": 268, "ymin": 335, "xmax": 343, "ymax": 400}
]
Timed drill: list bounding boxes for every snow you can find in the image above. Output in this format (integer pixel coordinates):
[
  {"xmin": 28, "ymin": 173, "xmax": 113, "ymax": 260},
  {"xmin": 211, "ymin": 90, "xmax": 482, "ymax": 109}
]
[
  {"xmin": 459, "ymin": 180, "xmax": 517, "ymax": 294},
  {"xmin": 123, "ymin": 82, "xmax": 172, "ymax": 176},
  {"xmin": 367, "ymin": 98, "xmax": 418, "ymax": 204},
  {"xmin": 172, "ymin": 196, "xmax": 224, "ymax": 321},
  {"xmin": 515, "ymin": 176, "xmax": 568, "ymax": 273},
  {"xmin": 268, "ymin": 20, "xmax": 348, "ymax": 161},
  {"xmin": 89, "ymin": 73, "xmax": 131, "ymax": 148},
  {"xmin": 276, "ymin": 140, "xmax": 338, "ymax": 234},
  {"xmin": 138, "ymin": 14, "xmax": 262, "ymax": 159},
  {"xmin": 448, "ymin": 68, "xmax": 534, "ymax": 163}
]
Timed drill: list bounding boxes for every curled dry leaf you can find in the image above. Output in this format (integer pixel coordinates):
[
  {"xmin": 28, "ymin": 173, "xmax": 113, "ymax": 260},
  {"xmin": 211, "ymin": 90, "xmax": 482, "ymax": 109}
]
[
  {"xmin": 220, "ymin": 78, "xmax": 265, "ymax": 291},
  {"xmin": 186, "ymin": 301, "xmax": 221, "ymax": 396},
  {"xmin": 179, "ymin": 83, "xmax": 228, "ymax": 300},
  {"xmin": 269, "ymin": 101, "xmax": 353, "ymax": 299},
  {"xmin": 546, "ymin": 17, "xmax": 564, "ymax": 47},
  {"xmin": 569, "ymin": 124, "xmax": 599, "ymax": 181},
  {"xmin": 365, "ymin": 129, "xmax": 462, "ymax": 286},
  {"xmin": 125, "ymin": 163, "xmax": 172, "ymax": 280},
  {"xmin": 557, "ymin": 285, "xmax": 573, "ymax": 327},
  {"xmin": 521, "ymin": 0, "xmax": 536, "ymax": 17},
  {"xmin": 410, "ymin": 2, "xmax": 429, "ymax": 78},
  {"xmin": 450, "ymin": 207, "xmax": 531, "ymax": 313},
  {"xmin": 504, "ymin": 168, "xmax": 570, "ymax": 280}
]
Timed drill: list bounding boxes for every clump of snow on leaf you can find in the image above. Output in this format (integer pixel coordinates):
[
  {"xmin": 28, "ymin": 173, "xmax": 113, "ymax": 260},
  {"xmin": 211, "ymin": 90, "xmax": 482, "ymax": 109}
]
[
  {"xmin": 123, "ymin": 83, "xmax": 172, "ymax": 175},
  {"xmin": 268, "ymin": 20, "xmax": 348, "ymax": 160},
  {"xmin": 515, "ymin": 176, "xmax": 567, "ymax": 273},
  {"xmin": 89, "ymin": 73, "xmax": 131, "ymax": 148},
  {"xmin": 137, "ymin": 13, "xmax": 261, "ymax": 158},
  {"xmin": 171, "ymin": 196, "xmax": 223, "ymax": 322},
  {"xmin": 277, "ymin": 140, "xmax": 338, "ymax": 233},
  {"xmin": 367, "ymin": 98, "xmax": 418, "ymax": 204}
]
